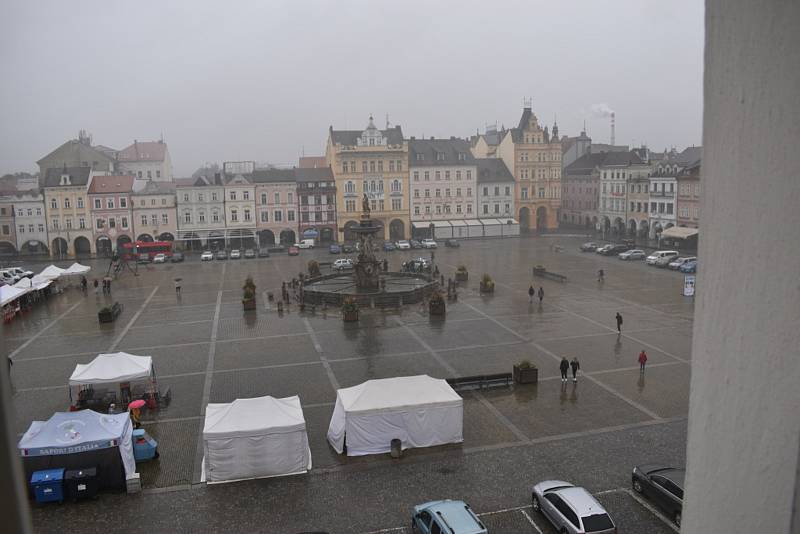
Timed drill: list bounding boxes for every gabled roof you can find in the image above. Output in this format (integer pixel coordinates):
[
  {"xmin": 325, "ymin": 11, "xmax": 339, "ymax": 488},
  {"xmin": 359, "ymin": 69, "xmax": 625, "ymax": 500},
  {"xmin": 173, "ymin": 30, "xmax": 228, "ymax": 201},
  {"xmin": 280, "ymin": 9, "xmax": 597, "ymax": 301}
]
[
  {"xmin": 676, "ymin": 146, "xmax": 702, "ymax": 165},
  {"xmin": 564, "ymin": 152, "xmax": 608, "ymax": 176},
  {"xmin": 597, "ymin": 151, "xmax": 644, "ymax": 167},
  {"xmin": 87, "ymin": 175, "xmax": 135, "ymax": 194},
  {"xmin": 43, "ymin": 166, "xmax": 92, "ymax": 187},
  {"xmin": 475, "ymin": 158, "xmax": 514, "ymax": 183},
  {"xmin": 176, "ymin": 175, "xmax": 224, "ymax": 187},
  {"xmin": 409, "ymin": 138, "xmax": 475, "ymax": 167},
  {"xmin": 329, "ymin": 125, "xmax": 404, "ymax": 146},
  {"xmin": 36, "ymin": 139, "xmax": 116, "ymax": 165},
  {"xmin": 298, "ymin": 156, "xmax": 327, "ymax": 169},
  {"xmin": 251, "ymin": 168, "xmax": 297, "ymax": 184},
  {"xmin": 117, "ymin": 141, "xmax": 168, "ymax": 162},
  {"xmin": 224, "ymin": 173, "xmax": 252, "ymax": 185},
  {"xmin": 132, "ymin": 180, "xmax": 176, "ymax": 195},
  {"xmin": 295, "ymin": 167, "xmax": 333, "ymax": 182}
]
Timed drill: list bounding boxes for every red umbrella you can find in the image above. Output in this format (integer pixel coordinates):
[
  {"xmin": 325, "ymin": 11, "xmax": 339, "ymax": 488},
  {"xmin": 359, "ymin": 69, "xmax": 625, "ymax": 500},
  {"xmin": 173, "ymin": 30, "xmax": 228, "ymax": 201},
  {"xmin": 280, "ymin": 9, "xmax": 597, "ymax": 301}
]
[{"xmin": 128, "ymin": 399, "xmax": 146, "ymax": 409}]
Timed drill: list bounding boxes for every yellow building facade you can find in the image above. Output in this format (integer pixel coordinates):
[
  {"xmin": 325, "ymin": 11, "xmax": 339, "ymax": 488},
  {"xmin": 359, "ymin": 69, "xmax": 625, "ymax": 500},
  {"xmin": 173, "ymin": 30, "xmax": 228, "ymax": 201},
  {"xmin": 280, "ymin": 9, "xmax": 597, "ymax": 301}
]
[{"xmin": 326, "ymin": 116, "xmax": 410, "ymax": 241}]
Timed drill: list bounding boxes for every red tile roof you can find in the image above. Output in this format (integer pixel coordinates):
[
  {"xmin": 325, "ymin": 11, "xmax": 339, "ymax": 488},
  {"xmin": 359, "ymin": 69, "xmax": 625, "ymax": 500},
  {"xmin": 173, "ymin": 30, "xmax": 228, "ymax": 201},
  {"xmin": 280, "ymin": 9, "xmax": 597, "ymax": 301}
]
[
  {"xmin": 117, "ymin": 141, "xmax": 167, "ymax": 162},
  {"xmin": 88, "ymin": 175, "xmax": 135, "ymax": 194},
  {"xmin": 299, "ymin": 156, "xmax": 327, "ymax": 169}
]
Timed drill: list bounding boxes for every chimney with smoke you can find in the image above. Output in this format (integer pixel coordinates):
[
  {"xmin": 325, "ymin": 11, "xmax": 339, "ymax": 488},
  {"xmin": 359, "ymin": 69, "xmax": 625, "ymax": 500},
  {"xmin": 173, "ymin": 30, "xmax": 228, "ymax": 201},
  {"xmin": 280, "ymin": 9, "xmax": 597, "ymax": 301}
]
[
  {"xmin": 611, "ymin": 112, "xmax": 616, "ymax": 146},
  {"xmin": 591, "ymin": 103, "xmax": 616, "ymax": 145}
]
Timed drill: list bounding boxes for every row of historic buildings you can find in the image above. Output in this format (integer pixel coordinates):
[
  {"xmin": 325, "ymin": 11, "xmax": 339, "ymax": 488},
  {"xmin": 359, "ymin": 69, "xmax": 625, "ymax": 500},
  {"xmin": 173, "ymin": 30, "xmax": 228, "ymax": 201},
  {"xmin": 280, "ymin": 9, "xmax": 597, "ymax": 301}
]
[{"xmin": 0, "ymin": 106, "xmax": 701, "ymax": 256}]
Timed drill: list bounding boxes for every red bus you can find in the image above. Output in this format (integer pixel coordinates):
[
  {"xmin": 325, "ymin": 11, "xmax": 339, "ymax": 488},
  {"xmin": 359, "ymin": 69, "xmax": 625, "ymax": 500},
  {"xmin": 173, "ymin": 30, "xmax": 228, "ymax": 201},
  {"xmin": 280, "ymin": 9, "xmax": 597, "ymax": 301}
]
[{"xmin": 121, "ymin": 241, "xmax": 173, "ymax": 260}]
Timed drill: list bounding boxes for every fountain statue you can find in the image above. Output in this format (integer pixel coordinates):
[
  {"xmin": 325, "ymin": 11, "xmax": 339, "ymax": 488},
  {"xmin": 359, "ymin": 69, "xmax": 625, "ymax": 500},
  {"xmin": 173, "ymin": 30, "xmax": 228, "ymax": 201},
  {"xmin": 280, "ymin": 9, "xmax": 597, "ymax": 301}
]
[{"xmin": 352, "ymin": 194, "xmax": 382, "ymax": 290}]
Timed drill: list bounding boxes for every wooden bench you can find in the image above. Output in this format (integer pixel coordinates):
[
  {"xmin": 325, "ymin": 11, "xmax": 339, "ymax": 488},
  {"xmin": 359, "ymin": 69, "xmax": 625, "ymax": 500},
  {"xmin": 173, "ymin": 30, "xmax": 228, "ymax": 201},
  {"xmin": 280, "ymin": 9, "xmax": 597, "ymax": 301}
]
[
  {"xmin": 533, "ymin": 267, "xmax": 567, "ymax": 283},
  {"xmin": 447, "ymin": 373, "xmax": 512, "ymax": 391}
]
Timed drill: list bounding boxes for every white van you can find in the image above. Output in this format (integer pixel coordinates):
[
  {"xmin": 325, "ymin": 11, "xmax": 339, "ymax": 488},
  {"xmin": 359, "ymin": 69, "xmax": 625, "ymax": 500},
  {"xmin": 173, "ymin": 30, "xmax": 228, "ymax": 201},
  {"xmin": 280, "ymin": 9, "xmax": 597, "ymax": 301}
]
[
  {"xmin": 295, "ymin": 239, "xmax": 315, "ymax": 249},
  {"xmin": 646, "ymin": 250, "xmax": 679, "ymax": 266}
]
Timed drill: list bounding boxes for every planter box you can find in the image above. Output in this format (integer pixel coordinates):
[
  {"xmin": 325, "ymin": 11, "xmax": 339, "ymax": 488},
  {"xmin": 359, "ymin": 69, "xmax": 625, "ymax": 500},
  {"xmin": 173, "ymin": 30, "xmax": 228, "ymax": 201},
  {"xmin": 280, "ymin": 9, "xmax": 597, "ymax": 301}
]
[
  {"xmin": 480, "ymin": 282, "xmax": 495, "ymax": 294},
  {"xmin": 513, "ymin": 365, "xmax": 538, "ymax": 384},
  {"xmin": 98, "ymin": 302, "xmax": 122, "ymax": 324},
  {"xmin": 455, "ymin": 272, "xmax": 468, "ymax": 282},
  {"xmin": 429, "ymin": 300, "xmax": 446, "ymax": 316},
  {"xmin": 242, "ymin": 299, "xmax": 257, "ymax": 311},
  {"xmin": 343, "ymin": 310, "xmax": 359, "ymax": 322}
]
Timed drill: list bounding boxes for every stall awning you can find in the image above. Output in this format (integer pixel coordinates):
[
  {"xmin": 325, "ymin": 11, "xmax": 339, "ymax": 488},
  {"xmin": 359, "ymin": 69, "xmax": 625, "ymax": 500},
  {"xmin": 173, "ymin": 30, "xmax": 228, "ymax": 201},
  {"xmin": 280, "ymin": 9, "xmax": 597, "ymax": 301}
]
[
  {"xmin": 661, "ymin": 226, "xmax": 699, "ymax": 239},
  {"xmin": 38, "ymin": 265, "xmax": 66, "ymax": 280},
  {"xmin": 1, "ymin": 285, "xmax": 28, "ymax": 306},
  {"xmin": 432, "ymin": 221, "xmax": 453, "ymax": 228},
  {"xmin": 69, "ymin": 353, "xmax": 153, "ymax": 385}
]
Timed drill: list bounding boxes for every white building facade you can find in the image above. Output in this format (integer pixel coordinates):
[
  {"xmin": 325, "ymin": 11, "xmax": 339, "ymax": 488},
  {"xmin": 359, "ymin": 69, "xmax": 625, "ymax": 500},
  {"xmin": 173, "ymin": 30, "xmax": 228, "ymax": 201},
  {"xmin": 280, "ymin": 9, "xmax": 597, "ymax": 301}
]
[
  {"xmin": 175, "ymin": 175, "xmax": 226, "ymax": 250},
  {"xmin": 117, "ymin": 140, "xmax": 173, "ymax": 182},
  {"xmin": 10, "ymin": 190, "xmax": 48, "ymax": 255},
  {"xmin": 224, "ymin": 174, "xmax": 257, "ymax": 249},
  {"xmin": 476, "ymin": 159, "xmax": 515, "ymax": 218}
]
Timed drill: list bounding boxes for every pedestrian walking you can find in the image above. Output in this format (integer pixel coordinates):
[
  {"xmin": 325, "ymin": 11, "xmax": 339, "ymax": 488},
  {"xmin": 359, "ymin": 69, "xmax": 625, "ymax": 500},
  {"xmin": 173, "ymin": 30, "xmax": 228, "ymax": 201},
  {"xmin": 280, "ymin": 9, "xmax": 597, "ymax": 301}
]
[
  {"xmin": 93, "ymin": 279, "xmax": 99, "ymax": 295},
  {"xmin": 570, "ymin": 357, "xmax": 580, "ymax": 383},
  {"xmin": 174, "ymin": 278, "xmax": 182, "ymax": 295},
  {"xmin": 106, "ymin": 278, "xmax": 112, "ymax": 293},
  {"xmin": 559, "ymin": 357, "xmax": 570, "ymax": 383},
  {"xmin": 616, "ymin": 312, "xmax": 623, "ymax": 333},
  {"xmin": 528, "ymin": 285, "xmax": 535, "ymax": 303},
  {"xmin": 80, "ymin": 276, "xmax": 87, "ymax": 292},
  {"xmin": 638, "ymin": 350, "xmax": 648, "ymax": 372},
  {"xmin": 383, "ymin": 258, "xmax": 389, "ymax": 272},
  {"xmin": 598, "ymin": 269, "xmax": 605, "ymax": 282},
  {"xmin": 538, "ymin": 286, "xmax": 544, "ymax": 304}
]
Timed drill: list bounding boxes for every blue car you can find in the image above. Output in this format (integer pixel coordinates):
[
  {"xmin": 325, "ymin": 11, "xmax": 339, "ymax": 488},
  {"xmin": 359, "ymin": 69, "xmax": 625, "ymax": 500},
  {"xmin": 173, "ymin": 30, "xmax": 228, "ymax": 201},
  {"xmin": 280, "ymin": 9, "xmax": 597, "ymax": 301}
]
[
  {"xmin": 383, "ymin": 241, "xmax": 396, "ymax": 251},
  {"xmin": 680, "ymin": 260, "xmax": 697, "ymax": 273},
  {"xmin": 329, "ymin": 244, "xmax": 341, "ymax": 254},
  {"xmin": 412, "ymin": 500, "xmax": 487, "ymax": 534}
]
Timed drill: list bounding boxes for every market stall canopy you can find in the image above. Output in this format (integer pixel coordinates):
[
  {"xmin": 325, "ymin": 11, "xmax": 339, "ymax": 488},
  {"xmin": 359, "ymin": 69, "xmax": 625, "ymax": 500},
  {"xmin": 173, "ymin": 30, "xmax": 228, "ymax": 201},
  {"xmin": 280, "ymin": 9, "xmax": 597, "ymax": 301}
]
[
  {"xmin": 327, "ymin": 375, "xmax": 463, "ymax": 456},
  {"xmin": 661, "ymin": 226, "xmax": 699, "ymax": 239},
  {"xmin": 69, "ymin": 353, "xmax": 153, "ymax": 386},
  {"xmin": 1, "ymin": 284, "xmax": 28, "ymax": 306},
  {"xmin": 38, "ymin": 265, "xmax": 66, "ymax": 280},
  {"xmin": 62, "ymin": 262, "xmax": 92, "ymax": 275},
  {"xmin": 203, "ymin": 395, "xmax": 311, "ymax": 482},
  {"xmin": 14, "ymin": 276, "xmax": 51, "ymax": 292},
  {"xmin": 18, "ymin": 410, "xmax": 135, "ymax": 479}
]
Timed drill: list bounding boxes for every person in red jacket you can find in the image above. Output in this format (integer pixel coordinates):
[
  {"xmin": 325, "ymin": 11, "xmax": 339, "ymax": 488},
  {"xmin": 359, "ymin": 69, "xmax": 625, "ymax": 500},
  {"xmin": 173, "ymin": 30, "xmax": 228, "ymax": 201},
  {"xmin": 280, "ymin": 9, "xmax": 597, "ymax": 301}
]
[{"xmin": 638, "ymin": 350, "xmax": 648, "ymax": 373}]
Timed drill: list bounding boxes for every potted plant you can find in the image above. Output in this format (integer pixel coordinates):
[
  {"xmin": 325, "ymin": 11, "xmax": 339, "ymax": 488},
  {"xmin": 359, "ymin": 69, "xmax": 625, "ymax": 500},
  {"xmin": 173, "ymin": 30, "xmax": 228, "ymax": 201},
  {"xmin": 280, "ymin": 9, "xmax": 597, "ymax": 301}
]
[
  {"xmin": 479, "ymin": 273, "xmax": 495, "ymax": 294},
  {"xmin": 455, "ymin": 265, "xmax": 469, "ymax": 282},
  {"xmin": 341, "ymin": 297, "xmax": 359, "ymax": 322},
  {"xmin": 307, "ymin": 260, "xmax": 321, "ymax": 278},
  {"xmin": 98, "ymin": 302, "xmax": 123, "ymax": 323},
  {"xmin": 242, "ymin": 276, "xmax": 257, "ymax": 311},
  {"xmin": 429, "ymin": 291, "xmax": 446, "ymax": 316},
  {"xmin": 513, "ymin": 359, "xmax": 538, "ymax": 384}
]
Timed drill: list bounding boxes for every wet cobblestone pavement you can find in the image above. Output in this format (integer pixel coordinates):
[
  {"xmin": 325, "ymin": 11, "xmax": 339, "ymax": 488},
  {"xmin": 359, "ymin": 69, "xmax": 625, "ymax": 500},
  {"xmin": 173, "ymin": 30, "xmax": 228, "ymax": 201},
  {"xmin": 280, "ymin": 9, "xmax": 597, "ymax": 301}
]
[{"xmin": 4, "ymin": 235, "xmax": 692, "ymax": 532}]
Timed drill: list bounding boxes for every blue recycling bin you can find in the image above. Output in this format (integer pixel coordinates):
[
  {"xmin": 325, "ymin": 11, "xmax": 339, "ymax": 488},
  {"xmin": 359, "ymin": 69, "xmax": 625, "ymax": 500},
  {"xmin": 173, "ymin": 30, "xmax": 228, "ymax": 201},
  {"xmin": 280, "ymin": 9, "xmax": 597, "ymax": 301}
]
[{"xmin": 31, "ymin": 468, "xmax": 65, "ymax": 503}]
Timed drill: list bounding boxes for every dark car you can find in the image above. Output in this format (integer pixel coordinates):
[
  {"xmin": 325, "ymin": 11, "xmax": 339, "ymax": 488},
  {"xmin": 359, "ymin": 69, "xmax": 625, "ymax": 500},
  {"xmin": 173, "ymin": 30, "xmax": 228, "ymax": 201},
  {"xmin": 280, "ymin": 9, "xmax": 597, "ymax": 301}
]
[
  {"xmin": 137, "ymin": 253, "xmax": 151, "ymax": 264},
  {"xmin": 170, "ymin": 251, "xmax": 184, "ymax": 263},
  {"xmin": 580, "ymin": 242, "xmax": 598, "ymax": 252},
  {"xmin": 409, "ymin": 239, "xmax": 423, "ymax": 249},
  {"xmin": 215, "ymin": 250, "xmax": 228, "ymax": 260},
  {"xmin": 445, "ymin": 239, "xmax": 460, "ymax": 248},
  {"xmin": 342, "ymin": 243, "xmax": 355, "ymax": 253},
  {"xmin": 257, "ymin": 248, "xmax": 270, "ymax": 258},
  {"xmin": 600, "ymin": 244, "xmax": 630, "ymax": 255},
  {"xmin": 632, "ymin": 465, "xmax": 685, "ymax": 526},
  {"xmin": 329, "ymin": 244, "xmax": 341, "ymax": 254},
  {"xmin": 269, "ymin": 244, "xmax": 286, "ymax": 253},
  {"xmin": 244, "ymin": 249, "xmax": 256, "ymax": 259},
  {"xmin": 383, "ymin": 241, "xmax": 396, "ymax": 251}
]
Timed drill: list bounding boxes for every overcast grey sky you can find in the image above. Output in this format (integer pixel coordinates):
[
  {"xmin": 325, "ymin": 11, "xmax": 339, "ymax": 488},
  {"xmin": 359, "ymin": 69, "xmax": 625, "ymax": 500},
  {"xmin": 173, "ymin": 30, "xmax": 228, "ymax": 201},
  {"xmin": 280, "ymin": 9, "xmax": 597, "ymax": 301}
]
[{"xmin": 1, "ymin": 0, "xmax": 703, "ymax": 176}]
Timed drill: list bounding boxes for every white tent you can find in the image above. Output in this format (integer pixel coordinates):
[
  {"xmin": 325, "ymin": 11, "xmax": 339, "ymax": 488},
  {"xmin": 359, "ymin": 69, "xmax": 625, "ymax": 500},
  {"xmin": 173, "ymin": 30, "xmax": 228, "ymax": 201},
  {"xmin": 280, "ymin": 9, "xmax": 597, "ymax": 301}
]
[
  {"xmin": 14, "ymin": 276, "xmax": 51, "ymax": 292},
  {"xmin": 203, "ymin": 395, "xmax": 311, "ymax": 483},
  {"xmin": 62, "ymin": 262, "xmax": 92, "ymax": 275},
  {"xmin": 1, "ymin": 285, "xmax": 28, "ymax": 306},
  {"xmin": 327, "ymin": 375, "xmax": 463, "ymax": 456},
  {"xmin": 38, "ymin": 265, "xmax": 66, "ymax": 280},
  {"xmin": 70, "ymin": 353, "xmax": 153, "ymax": 385}
]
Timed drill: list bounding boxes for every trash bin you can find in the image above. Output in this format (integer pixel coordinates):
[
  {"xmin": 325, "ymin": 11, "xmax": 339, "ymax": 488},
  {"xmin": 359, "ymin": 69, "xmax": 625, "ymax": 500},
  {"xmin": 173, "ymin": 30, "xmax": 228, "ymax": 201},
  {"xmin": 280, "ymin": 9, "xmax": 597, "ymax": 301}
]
[
  {"xmin": 64, "ymin": 467, "xmax": 99, "ymax": 501},
  {"xmin": 390, "ymin": 438, "xmax": 402, "ymax": 459},
  {"xmin": 31, "ymin": 468, "xmax": 65, "ymax": 504}
]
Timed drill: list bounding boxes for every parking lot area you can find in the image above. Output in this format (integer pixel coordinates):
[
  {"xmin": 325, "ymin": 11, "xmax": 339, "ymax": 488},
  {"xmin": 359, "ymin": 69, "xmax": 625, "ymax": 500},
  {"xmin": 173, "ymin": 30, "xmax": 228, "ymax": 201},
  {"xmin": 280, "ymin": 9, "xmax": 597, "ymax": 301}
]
[{"xmin": 6, "ymin": 235, "xmax": 693, "ymax": 533}]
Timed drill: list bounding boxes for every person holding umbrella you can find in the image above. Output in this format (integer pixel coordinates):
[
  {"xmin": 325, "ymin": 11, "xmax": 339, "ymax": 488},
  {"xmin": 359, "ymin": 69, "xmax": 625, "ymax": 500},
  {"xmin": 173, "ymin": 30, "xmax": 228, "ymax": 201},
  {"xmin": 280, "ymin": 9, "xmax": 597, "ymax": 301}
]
[
  {"xmin": 174, "ymin": 278, "xmax": 182, "ymax": 295},
  {"xmin": 128, "ymin": 399, "xmax": 145, "ymax": 429}
]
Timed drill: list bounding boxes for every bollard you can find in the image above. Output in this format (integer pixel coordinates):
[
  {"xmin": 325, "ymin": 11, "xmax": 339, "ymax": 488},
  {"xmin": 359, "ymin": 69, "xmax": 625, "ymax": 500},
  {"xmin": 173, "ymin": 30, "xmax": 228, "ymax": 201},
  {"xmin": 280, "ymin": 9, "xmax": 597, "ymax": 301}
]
[{"xmin": 390, "ymin": 438, "xmax": 402, "ymax": 459}]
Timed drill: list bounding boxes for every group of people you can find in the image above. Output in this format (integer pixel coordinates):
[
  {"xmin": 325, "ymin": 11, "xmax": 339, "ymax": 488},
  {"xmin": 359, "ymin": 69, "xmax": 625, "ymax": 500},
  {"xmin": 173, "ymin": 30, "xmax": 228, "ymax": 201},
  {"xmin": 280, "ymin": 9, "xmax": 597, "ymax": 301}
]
[
  {"xmin": 88, "ymin": 277, "xmax": 112, "ymax": 294},
  {"xmin": 528, "ymin": 285, "xmax": 544, "ymax": 303},
  {"xmin": 559, "ymin": 349, "xmax": 648, "ymax": 383}
]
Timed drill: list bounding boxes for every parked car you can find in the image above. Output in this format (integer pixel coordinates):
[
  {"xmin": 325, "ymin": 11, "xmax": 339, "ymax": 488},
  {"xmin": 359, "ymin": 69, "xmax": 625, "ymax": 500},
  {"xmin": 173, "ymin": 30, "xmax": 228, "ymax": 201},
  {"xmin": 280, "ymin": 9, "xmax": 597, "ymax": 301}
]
[
  {"xmin": 152, "ymin": 253, "xmax": 167, "ymax": 264},
  {"xmin": 170, "ymin": 251, "xmax": 184, "ymax": 263},
  {"xmin": 244, "ymin": 249, "xmax": 256, "ymax": 259},
  {"xmin": 396, "ymin": 240, "xmax": 411, "ymax": 250},
  {"xmin": 668, "ymin": 256, "xmax": 696, "ymax": 270},
  {"xmin": 445, "ymin": 239, "xmax": 460, "ymax": 248},
  {"xmin": 201, "ymin": 251, "xmax": 214, "ymax": 261},
  {"xmin": 329, "ymin": 244, "xmax": 341, "ymax": 254},
  {"xmin": 332, "ymin": 258, "xmax": 354, "ymax": 271},
  {"xmin": 269, "ymin": 244, "xmax": 286, "ymax": 253},
  {"xmin": 215, "ymin": 250, "xmax": 228, "ymax": 260},
  {"xmin": 0, "ymin": 269, "xmax": 20, "ymax": 284},
  {"xmin": 9, "ymin": 267, "xmax": 34, "ymax": 278},
  {"xmin": 383, "ymin": 241, "xmax": 396, "ymax": 251},
  {"xmin": 257, "ymin": 248, "xmax": 270, "ymax": 258},
  {"xmin": 137, "ymin": 253, "xmax": 152, "ymax": 264},
  {"xmin": 288, "ymin": 246, "xmax": 299, "ymax": 256},
  {"xmin": 646, "ymin": 250, "xmax": 679, "ymax": 266},
  {"xmin": 409, "ymin": 239, "xmax": 423, "ymax": 249},
  {"xmin": 342, "ymin": 243, "xmax": 356, "ymax": 253},
  {"xmin": 600, "ymin": 244, "xmax": 630, "ymax": 256},
  {"xmin": 411, "ymin": 500, "xmax": 487, "ymax": 534},
  {"xmin": 655, "ymin": 252, "xmax": 680, "ymax": 267},
  {"xmin": 580, "ymin": 242, "xmax": 599, "ymax": 252},
  {"xmin": 402, "ymin": 258, "xmax": 430, "ymax": 273},
  {"xmin": 595, "ymin": 244, "xmax": 613, "ymax": 255},
  {"xmin": 421, "ymin": 238, "xmax": 438, "ymax": 249},
  {"xmin": 295, "ymin": 239, "xmax": 315, "ymax": 249},
  {"xmin": 632, "ymin": 465, "xmax": 685, "ymax": 526},
  {"xmin": 532, "ymin": 480, "xmax": 616, "ymax": 534},
  {"xmin": 680, "ymin": 260, "xmax": 697, "ymax": 273},
  {"xmin": 618, "ymin": 249, "xmax": 646, "ymax": 260},
  {"xmin": 230, "ymin": 249, "xmax": 241, "ymax": 259}
]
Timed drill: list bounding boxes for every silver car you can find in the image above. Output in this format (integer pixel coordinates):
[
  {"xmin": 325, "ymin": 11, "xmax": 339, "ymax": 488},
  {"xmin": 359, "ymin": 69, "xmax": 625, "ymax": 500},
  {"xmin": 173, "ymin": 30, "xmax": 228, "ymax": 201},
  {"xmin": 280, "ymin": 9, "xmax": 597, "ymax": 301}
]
[
  {"xmin": 532, "ymin": 480, "xmax": 616, "ymax": 534},
  {"xmin": 618, "ymin": 249, "xmax": 646, "ymax": 260}
]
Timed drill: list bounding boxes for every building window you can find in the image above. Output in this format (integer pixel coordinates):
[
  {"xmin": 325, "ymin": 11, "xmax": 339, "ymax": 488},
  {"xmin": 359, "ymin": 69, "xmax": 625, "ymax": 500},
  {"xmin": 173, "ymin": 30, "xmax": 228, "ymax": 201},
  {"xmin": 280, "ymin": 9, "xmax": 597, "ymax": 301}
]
[
  {"xmin": 392, "ymin": 198, "xmax": 401, "ymax": 211},
  {"xmin": 504, "ymin": 203, "xmax": 510, "ymax": 213},
  {"xmin": 184, "ymin": 212, "xmax": 191, "ymax": 223},
  {"xmin": 78, "ymin": 198, "xmax": 85, "ymax": 208},
  {"xmin": 424, "ymin": 171, "xmax": 430, "ymax": 181},
  {"xmin": 435, "ymin": 189, "xmax": 441, "ymax": 198},
  {"xmin": 287, "ymin": 210, "xmax": 295, "ymax": 221},
  {"xmin": 109, "ymin": 218, "xmax": 116, "ymax": 229},
  {"xmin": 212, "ymin": 192, "xmax": 218, "ymax": 201},
  {"xmin": 288, "ymin": 192, "xmax": 293, "ymax": 204},
  {"xmin": 494, "ymin": 204, "xmax": 500, "ymax": 214},
  {"xmin": 94, "ymin": 199, "xmax": 102, "ymax": 209},
  {"xmin": 466, "ymin": 171, "xmax": 471, "ymax": 180},
  {"xmin": 183, "ymin": 193, "xmax": 190, "ymax": 202},
  {"xmin": 18, "ymin": 225, "xmax": 24, "ymax": 234},
  {"xmin": 212, "ymin": 211, "xmax": 219, "ymax": 223},
  {"xmin": 666, "ymin": 203, "xmax": 673, "ymax": 215},
  {"xmin": 120, "ymin": 198, "xmax": 127, "ymax": 208},
  {"xmin": 272, "ymin": 210, "xmax": 281, "ymax": 222},
  {"xmin": 435, "ymin": 171, "xmax": 441, "ymax": 181},
  {"xmin": 425, "ymin": 205, "xmax": 430, "ymax": 214},
  {"xmin": 228, "ymin": 191, "xmax": 235, "ymax": 201},
  {"xmin": 345, "ymin": 200, "xmax": 356, "ymax": 212},
  {"xmin": 630, "ymin": 202, "xmax": 635, "ymax": 212},
  {"xmin": 36, "ymin": 207, "xmax": 42, "ymax": 216},
  {"xmin": 396, "ymin": 160, "xmax": 402, "ymax": 171},
  {"xmin": 392, "ymin": 180, "xmax": 401, "ymax": 192},
  {"xmin": 413, "ymin": 171, "xmax": 419, "ymax": 181},
  {"xmin": 389, "ymin": 161, "xmax": 395, "ymax": 172},
  {"xmin": 230, "ymin": 209, "xmax": 238, "ymax": 222},
  {"xmin": 66, "ymin": 218, "xmax": 73, "ymax": 229},
  {"xmin": 414, "ymin": 189, "xmax": 420, "ymax": 198},
  {"xmin": 538, "ymin": 188, "xmax": 545, "ymax": 198},
  {"xmin": 243, "ymin": 191, "xmax": 250, "ymax": 200},
  {"xmin": 243, "ymin": 209, "xmax": 251, "ymax": 221},
  {"xmin": 199, "ymin": 211, "xmax": 206, "ymax": 223},
  {"xmin": 483, "ymin": 204, "xmax": 488, "ymax": 214},
  {"xmin": 107, "ymin": 199, "xmax": 114, "ymax": 209},
  {"xmin": 52, "ymin": 219, "xmax": 59, "ymax": 230},
  {"xmin": 156, "ymin": 170, "xmax": 161, "ymax": 178},
  {"xmin": 260, "ymin": 211, "xmax": 268, "ymax": 222},
  {"xmin": 64, "ymin": 198, "xmax": 71, "ymax": 208},
  {"xmin": 466, "ymin": 204, "xmax": 472, "ymax": 214},
  {"xmin": 261, "ymin": 193, "xmax": 267, "ymax": 204},
  {"xmin": 38, "ymin": 224, "xmax": 44, "ymax": 232},
  {"xmin": 521, "ymin": 188, "xmax": 528, "ymax": 199},
  {"xmin": 274, "ymin": 192, "xmax": 280, "ymax": 204},
  {"xmin": 414, "ymin": 206, "xmax": 420, "ymax": 215},
  {"xmin": 138, "ymin": 171, "xmax": 143, "ymax": 178}
]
